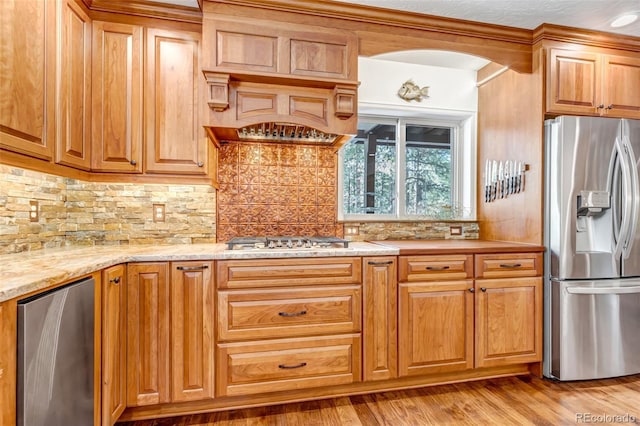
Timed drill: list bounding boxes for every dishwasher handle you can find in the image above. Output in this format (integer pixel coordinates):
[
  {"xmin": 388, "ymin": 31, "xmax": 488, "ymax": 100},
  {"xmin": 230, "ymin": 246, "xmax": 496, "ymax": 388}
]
[{"xmin": 566, "ymin": 286, "xmax": 640, "ymax": 295}]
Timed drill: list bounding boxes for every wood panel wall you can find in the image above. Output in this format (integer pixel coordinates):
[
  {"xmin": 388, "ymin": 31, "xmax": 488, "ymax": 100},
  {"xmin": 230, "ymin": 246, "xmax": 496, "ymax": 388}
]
[{"xmin": 476, "ymin": 54, "xmax": 544, "ymax": 245}]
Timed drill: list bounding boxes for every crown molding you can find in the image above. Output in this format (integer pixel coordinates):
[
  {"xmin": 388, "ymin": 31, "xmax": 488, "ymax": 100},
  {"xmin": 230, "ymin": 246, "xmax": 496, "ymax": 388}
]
[
  {"xmin": 533, "ymin": 23, "xmax": 640, "ymax": 52},
  {"xmin": 87, "ymin": 0, "xmax": 202, "ymax": 24}
]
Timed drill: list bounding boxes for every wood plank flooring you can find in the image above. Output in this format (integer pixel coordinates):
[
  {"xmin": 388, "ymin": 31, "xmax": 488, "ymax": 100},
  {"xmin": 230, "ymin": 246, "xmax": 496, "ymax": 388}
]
[{"xmin": 118, "ymin": 374, "xmax": 640, "ymax": 425}]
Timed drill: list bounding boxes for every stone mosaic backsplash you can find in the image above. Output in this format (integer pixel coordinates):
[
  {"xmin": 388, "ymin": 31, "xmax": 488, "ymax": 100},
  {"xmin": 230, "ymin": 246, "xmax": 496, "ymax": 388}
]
[
  {"xmin": 216, "ymin": 142, "xmax": 342, "ymax": 242},
  {"xmin": 343, "ymin": 221, "xmax": 479, "ymax": 241},
  {"xmin": 0, "ymin": 165, "xmax": 216, "ymax": 255}
]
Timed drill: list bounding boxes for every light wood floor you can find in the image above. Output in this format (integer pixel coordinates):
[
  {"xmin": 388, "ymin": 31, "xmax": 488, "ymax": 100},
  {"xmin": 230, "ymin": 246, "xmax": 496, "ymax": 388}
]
[{"xmin": 118, "ymin": 374, "xmax": 640, "ymax": 425}]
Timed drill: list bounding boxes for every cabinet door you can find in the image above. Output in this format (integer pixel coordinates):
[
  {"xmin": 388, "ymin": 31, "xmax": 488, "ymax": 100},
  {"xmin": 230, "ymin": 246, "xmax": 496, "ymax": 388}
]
[
  {"xmin": 398, "ymin": 280, "xmax": 474, "ymax": 376},
  {"xmin": 0, "ymin": 0, "xmax": 56, "ymax": 160},
  {"xmin": 602, "ymin": 54, "xmax": 640, "ymax": 119},
  {"xmin": 145, "ymin": 28, "xmax": 207, "ymax": 175},
  {"xmin": 475, "ymin": 277, "xmax": 542, "ymax": 368},
  {"xmin": 102, "ymin": 264, "xmax": 126, "ymax": 425},
  {"xmin": 547, "ymin": 48, "xmax": 601, "ymax": 115},
  {"xmin": 91, "ymin": 21, "xmax": 143, "ymax": 173},
  {"xmin": 363, "ymin": 257, "xmax": 397, "ymax": 381},
  {"xmin": 170, "ymin": 261, "xmax": 215, "ymax": 402},
  {"xmin": 0, "ymin": 301, "xmax": 17, "ymax": 426},
  {"xmin": 56, "ymin": 0, "xmax": 91, "ymax": 170},
  {"xmin": 127, "ymin": 263, "xmax": 170, "ymax": 406}
]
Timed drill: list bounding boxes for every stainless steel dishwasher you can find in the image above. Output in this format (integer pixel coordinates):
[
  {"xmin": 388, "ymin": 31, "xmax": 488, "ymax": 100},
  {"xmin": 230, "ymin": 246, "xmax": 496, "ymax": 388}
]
[{"xmin": 17, "ymin": 277, "xmax": 95, "ymax": 426}]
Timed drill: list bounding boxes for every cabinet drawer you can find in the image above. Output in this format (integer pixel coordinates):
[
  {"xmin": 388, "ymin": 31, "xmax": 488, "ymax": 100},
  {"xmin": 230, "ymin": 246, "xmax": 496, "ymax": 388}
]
[
  {"xmin": 217, "ymin": 257, "xmax": 361, "ymax": 289},
  {"xmin": 218, "ymin": 286, "xmax": 361, "ymax": 341},
  {"xmin": 475, "ymin": 253, "xmax": 543, "ymax": 278},
  {"xmin": 216, "ymin": 334, "xmax": 361, "ymax": 396},
  {"xmin": 399, "ymin": 255, "xmax": 473, "ymax": 282}
]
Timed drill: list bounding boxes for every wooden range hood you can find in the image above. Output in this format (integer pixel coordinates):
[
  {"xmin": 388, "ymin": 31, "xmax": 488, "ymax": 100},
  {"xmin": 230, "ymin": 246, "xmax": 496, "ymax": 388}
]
[{"xmin": 201, "ymin": 8, "xmax": 359, "ymax": 150}]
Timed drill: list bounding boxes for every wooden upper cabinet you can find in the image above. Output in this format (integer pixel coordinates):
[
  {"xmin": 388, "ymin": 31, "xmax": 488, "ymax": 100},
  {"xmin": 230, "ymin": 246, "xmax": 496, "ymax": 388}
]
[
  {"xmin": 56, "ymin": 0, "xmax": 92, "ymax": 170},
  {"xmin": 102, "ymin": 264, "xmax": 127, "ymax": 425},
  {"xmin": 546, "ymin": 48, "xmax": 601, "ymax": 115},
  {"xmin": 546, "ymin": 48, "xmax": 640, "ymax": 119},
  {"xmin": 91, "ymin": 21, "xmax": 143, "ymax": 173},
  {"xmin": 0, "ymin": 0, "xmax": 57, "ymax": 160},
  {"xmin": 602, "ymin": 54, "xmax": 640, "ymax": 119},
  {"xmin": 203, "ymin": 14, "xmax": 358, "ymax": 83},
  {"xmin": 145, "ymin": 28, "xmax": 207, "ymax": 175}
]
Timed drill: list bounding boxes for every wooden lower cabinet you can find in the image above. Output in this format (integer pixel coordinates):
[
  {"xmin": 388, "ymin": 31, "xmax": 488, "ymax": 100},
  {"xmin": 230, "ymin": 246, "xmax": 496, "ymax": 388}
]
[
  {"xmin": 363, "ymin": 256, "xmax": 397, "ymax": 381},
  {"xmin": 127, "ymin": 261, "xmax": 214, "ymax": 408},
  {"xmin": 170, "ymin": 261, "xmax": 215, "ymax": 402},
  {"xmin": 0, "ymin": 300, "xmax": 17, "ymax": 426},
  {"xmin": 102, "ymin": 264, "xmax": 127, "ymax": 425},
  {"xmin": 398, "ymin": 280, "xmax": 474, "ymax": 376},
  {"xmin": 216, "ymin": 334, "xmax": 361, "ymax": 397},
  {"xmin": 475, "ymin": 277, "xmax": 542, "ymax": 367}
]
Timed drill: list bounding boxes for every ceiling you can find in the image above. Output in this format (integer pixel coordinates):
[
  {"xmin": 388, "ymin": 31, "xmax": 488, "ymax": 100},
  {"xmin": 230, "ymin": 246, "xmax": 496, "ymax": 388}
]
[{"xmin": 156, "ymin": 0, "xmax": 640, "ymax": 70}]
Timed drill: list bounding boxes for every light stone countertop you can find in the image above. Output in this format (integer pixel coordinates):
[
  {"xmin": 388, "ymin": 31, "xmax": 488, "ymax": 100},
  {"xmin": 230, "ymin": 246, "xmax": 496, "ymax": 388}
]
[{"xmin": 0, "ymin": 242, "xmax": 398, "ymax": 303}]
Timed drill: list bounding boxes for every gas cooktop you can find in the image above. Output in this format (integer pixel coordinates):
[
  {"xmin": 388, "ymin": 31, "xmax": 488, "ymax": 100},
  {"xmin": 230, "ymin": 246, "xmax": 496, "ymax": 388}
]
[{"xmin": 225, "ymin": 236, "xmax": 349, "ymax": 250}]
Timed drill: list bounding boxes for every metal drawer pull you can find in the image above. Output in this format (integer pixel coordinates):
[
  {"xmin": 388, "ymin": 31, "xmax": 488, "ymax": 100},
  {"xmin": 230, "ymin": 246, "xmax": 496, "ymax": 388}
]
[
  {"xmin": 368, "ymin": 260, "xmax": 393, "ymax": 265},
  {"xmin": 426, "ymin": 266, "xmax": 450, "ymax": 271},
  {"xmin": 278, "ymin": 310, "xmax": 307, "ymax": 317},
  {"xmin": 176, "ymin": 265, "xmax": 209, "ymax": 271},
  {"xmin": 499, "ymin": 263, "xmax": 522, "ymax": 268},
  {"xmin": 278, "ymin": 362, "xmax": 307, "ymax": 369},
  {"xmin": 109, "ymin": 276, "xmax": 121, "ymax": 284}
]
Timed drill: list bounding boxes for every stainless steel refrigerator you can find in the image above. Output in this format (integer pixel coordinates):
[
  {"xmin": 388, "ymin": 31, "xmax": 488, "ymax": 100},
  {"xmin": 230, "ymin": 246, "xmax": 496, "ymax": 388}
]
[{"xmin": 544, "ymin": 115, "xmax": 640, "ymax": 380}]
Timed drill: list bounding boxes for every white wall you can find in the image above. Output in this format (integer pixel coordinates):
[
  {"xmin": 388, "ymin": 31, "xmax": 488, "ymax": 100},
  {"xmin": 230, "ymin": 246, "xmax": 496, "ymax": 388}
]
[{"xmin": 358, "ymin": 56, "xmax": 478, "ymax": 113}]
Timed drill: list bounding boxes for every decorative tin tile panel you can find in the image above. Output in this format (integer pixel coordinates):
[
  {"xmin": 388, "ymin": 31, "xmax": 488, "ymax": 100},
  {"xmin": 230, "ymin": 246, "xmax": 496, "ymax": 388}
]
[{"xmin": 217, "ymin": 142, "xmax": 341, "ymax": 242}]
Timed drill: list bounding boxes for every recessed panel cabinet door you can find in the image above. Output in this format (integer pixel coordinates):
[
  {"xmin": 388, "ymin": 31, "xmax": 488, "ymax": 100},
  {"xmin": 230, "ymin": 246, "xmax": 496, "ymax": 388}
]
[
  {"xmin": 91, "ymin": 21, "xmax": 143, "ymax": 173},
  {"xmin": 102, "ymin": 264, "xmax": 126, "ymax": 425},
  {"xmin": 170, "ymin": 261, "xmax": 215, "ymax": 402},
  {"xmin": 127, "ymin": 263, "xmax": 170, "ymax": 406},
  {"xmin": 0, "ymin": 0, "xmax": 56, "ymax": 160},
  {"xmin": 145, "ymin": 28, "xmax": 207, "ymax": 175},
  {"xmin": 398, "ymin": 280, "xmax": 474, "ymax": 376},
  {"xmin": 56, "ymin": 0, "xmax": 91, "ymax": 170},
  {"xmin": 602, "ymin": 54, "xmax": 640, "ymax": 119},
  {"xmin": 546, "ymin": 49, "xmax": 601, "ymax": 115},
  {"xmin": 363, "ymin": 257, "xmax": 397, "ymax": 381},
  {"xmin": 475, "ymin": 277, "xmax": 542, "ymax": 367}
]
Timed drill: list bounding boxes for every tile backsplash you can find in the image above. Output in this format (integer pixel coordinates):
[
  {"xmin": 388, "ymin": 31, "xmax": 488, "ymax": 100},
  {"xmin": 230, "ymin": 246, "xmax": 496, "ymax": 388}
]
[
  {"xmin": 0, "ymin": 165, "xmax": 216, "ymax": 255},
  {"xmin": 343, "ymin": 221, "xmax": 479, "ymax": 241},
  {"xmin": 216, "ymin": 142, "xmax": 342, "ymax": 242}
]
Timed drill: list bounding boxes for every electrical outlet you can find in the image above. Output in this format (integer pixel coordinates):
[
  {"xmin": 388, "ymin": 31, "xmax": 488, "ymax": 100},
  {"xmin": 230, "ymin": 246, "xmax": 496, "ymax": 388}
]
[
  {"xmin": 29, "ymin": 200, "xmax": 39, "ymax": 222},
  {"xmin": 153, "ymin": 204, "xmax": 166, "ymax": 222},
  {"xmin": 344, "ymin": 225, "xmax": 360, "ymax": 236},
  {"xmin": 450, "ymin": 225, "xmax": 462, "ymax": 236}
]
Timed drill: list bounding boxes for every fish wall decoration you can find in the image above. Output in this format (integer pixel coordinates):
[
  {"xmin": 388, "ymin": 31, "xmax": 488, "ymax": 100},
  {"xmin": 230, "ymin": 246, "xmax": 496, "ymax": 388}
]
[{"xmin": 397, "ymin": 80, "xmax": 430, "ymax": 102}]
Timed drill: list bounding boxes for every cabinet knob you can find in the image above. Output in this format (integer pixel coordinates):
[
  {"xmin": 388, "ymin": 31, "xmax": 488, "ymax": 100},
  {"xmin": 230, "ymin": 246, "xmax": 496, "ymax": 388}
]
[
  {"xmin": 606, "ymin": 104, "xmax": 614, "ymax": 110},
  {"xmin": 130, "ymin": 159, "xmax": 137, "ymax": 166},
  {"xmin": 468, "ymin": 288, "xmax": 475, "ymax": 293},
  {"xmin": 197, "ymin": 161, "xmax": 204, "ymax": 167},
  {"xmin": 481, "ymin": 287, "xmax": 487, "ymax": 292},
  {"xmin": 109, "ymin": 276, "xmax": 121, "ymax": 285},
  {"xmin": 597, "ymin": 104, "xmax": 605, "ymax": 109}
]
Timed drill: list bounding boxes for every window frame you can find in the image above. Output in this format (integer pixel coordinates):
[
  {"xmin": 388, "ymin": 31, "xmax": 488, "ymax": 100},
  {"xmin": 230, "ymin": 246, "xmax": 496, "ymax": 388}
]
[{"xmin": 338, "ymin": 114, "xmax": 474, "ymax": 221}]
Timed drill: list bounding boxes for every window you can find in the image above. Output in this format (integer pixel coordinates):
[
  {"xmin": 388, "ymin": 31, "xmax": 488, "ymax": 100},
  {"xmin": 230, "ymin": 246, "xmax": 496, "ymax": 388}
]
[{"xmin": 339, "ymin": 115, "xmax": 474, "ymax": 220}]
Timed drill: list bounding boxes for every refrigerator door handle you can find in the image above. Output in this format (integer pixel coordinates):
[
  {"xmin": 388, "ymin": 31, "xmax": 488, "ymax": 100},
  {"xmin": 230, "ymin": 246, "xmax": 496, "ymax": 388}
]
[
  {"xmin": 613, "ymin": 138, "xmax": 632, "ymax": 259},
  {"xmin": 566, "ymin": 285, "xmax": 640, "ymax": 295},
  {"xmin": 621, "ymin": 136, "xmax": 640, "ymax": 258}
]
